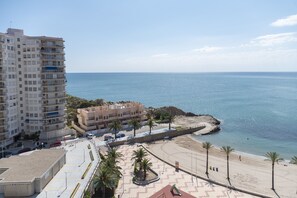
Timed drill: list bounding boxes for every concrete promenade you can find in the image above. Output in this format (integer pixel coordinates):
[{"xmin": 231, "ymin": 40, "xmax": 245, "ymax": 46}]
[
  {"xmin": 148, "ymin": 139, "xmax": 297, "ymax": 198},
  {"xmin": 36, "ymin": 139, "xmax": 99, "ymax": 198},
  {"xmin": 114, "ymin": 145, "xmax": 254, "ymax": 198}
]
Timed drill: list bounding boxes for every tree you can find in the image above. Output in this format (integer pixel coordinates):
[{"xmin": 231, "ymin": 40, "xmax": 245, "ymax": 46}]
[
  {"xmin": 141, "ymin": 158, "xmax": 152, "ymax": 181},
  {"xmin": 107, "ymin": 147, "xmax": 123, "ymax": 161},
  {"xmin": 221, "ymin": 146, "xmax": 234, "ymax": 180},
  {"xmin": 109, "ymin": 120, "xmax": 122, "ymax": 139},
  {"xmin": 202, "ymin": 142, "xmax": 212, "ymax": 175},
  {"xmin": 147, "ymin": 119, "xmax": 154, "ymax": 135},
  {"xmin": 265, "ymin": 152, "xmax": 283, "ymax": 190},
  {"xmin": 93, "ymin": 166, "xmax": 117, "ymax": 198},
  {"xmin": 131, "ymin": 148, "xmax": 148, "ymax": 171},
  {"xmin": 291, "ymin": 156, "xmax": 297, "ymax": 164},
  {"xmin": 105, "ymin": 148, "xmax": 123, "ymax": 179},
  {"xmin": 129, "ymin": 118, "xmax": 141, "ymax": 137},
  {"xmin": 166, "ymin": 113, "xmax": 175, "ymax": 130}
]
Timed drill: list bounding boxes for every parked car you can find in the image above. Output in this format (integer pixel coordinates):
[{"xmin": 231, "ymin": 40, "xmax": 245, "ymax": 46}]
[
  {"xmin": 17, "ymin": 147, "xmax": 31, "ymax": 154},
  {"xmin": 50, "ymin": 141, "xmax": 61, "ymax": 148},
  {"xmin": 116, "ymin": 133, "xmax": 125, "ymax": 138},
  {"xmin": 86, "ymin": 133, "xmax": 94, "ymax": 139},
  {"xmin": 104, "ymin": 135, "xmax": 113, "ymax": 141}
]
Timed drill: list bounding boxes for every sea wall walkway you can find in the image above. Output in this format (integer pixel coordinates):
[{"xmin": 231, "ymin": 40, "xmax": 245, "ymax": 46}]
[{"xmin": 108, "ymin": 126, "xmax": 204, "ymax": 147}]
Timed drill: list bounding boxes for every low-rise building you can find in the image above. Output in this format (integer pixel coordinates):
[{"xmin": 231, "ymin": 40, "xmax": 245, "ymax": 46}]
[
  {"xmin": 77, "ymin": 102, "xmax": 146, "ymax": 131},
  {"xmin": 0, "ymin": 149, "xmax": 66, "ymax": 197}
]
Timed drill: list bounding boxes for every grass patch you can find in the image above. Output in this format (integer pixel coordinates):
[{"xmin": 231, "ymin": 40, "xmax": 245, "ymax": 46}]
[
  {"xmin": 70, "ymin": 183, "xmax": 80, "ymax": 198},
  {"xmin": 89, "ymin": 150, "xmax": 94, "ymax": 161},
  {"xmin": 81, "ymin": 163, "xmax": 92, "ymax": 179}
]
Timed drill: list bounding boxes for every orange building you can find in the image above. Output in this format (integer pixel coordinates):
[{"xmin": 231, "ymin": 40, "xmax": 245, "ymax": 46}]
[{"xmin": 77, "ymin": 102, "xmax": 146, "ymax": 131}]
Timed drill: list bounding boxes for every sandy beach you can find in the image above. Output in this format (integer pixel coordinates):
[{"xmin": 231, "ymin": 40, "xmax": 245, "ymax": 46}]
[{"xmin": 147, "ymin": 135, "xmax": 297, "ymax": 198}]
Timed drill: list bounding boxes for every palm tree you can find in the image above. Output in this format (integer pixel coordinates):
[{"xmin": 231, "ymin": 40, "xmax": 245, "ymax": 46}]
[
  {"xmin": 167, "ymin": 113, "xmax": 174, "ymax": 130},
  {"xmin": 291, "ymin": 156, "xmax": 297, "ymax": 164},
  {"xmin": 265, "ymin": 152, "xmax": 283, "ymax": 190},
  {"xmin": 221, "ymin": 146, "xmax": 234, "ymax": 180},
  {"xmin": 109, "ymin": 120, "xmax": 122, "ymax": 139},
  {"xmin": 131, "ymin": 148, "xmax": 148, "ymax": 171},
  {"xmin": 202, "ymin": 142, "xmax": 212, "ymax": 175},
  {"xmin": 141, "ymin": 158, "xmax": 152, "ymax": 181},
  {"xmin": 129, "ymin": 118, "xmax": 141, "ymax": 137},
  {"xmin": 107, "ymin": 147, "xmax": 123, "ymax": 161},
  {"xmin": 102, "ymin": 158, "xmax": 122, "ymax": 180},
  {"xmin": 93, "ymin": 166, "xmax": 116, "ymax": 198},
  {"xmin": 147, "ymin": 119, "xmax": 154, "ymax": 135}
]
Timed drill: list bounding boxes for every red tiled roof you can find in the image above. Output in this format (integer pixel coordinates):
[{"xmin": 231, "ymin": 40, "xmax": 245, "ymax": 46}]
[{"xmin": 150, "ymin": 185, "xmax": 196, "ymax": 198}]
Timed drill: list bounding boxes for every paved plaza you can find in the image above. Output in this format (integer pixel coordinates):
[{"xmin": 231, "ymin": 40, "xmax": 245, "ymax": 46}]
[
  {"xmin": 36, "ymin": 139, "xmax": 99, "ymax": 198},
  {"xmin": 115, "ymin": 145, "xmax": 255, "ymax": 198}
]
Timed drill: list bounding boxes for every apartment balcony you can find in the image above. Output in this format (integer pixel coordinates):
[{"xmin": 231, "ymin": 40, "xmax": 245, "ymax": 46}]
[
  {"xmin": 0, "ymin": 126, "xmax": 6, "ymax": 132},
  {"xmin": 41, "ymin": 42, "xmax": 64, "ymax": 48},
  {"xmin": 42, "ymin": 81, "xmax": 66, "ymax": 87},
  {"xmin": 41, "ymin": 51, "xmax": 65, "ymax": 56},
  {"xmin": 0, "ymin": 90, "xmax": 5, "ymax": 95},
  {"xmin": 42, "ymin": 76, "xmax": 65, "ymax": 81},
  {"xmin": 44, "ymin": 111, "xmax": 65, "ymax": 119},
  {"xmin": 0, "ymin": 104, "xmax": 6, "ymax": 111},
  {"xmin": 43, "ymin": 107, "xmax": 64, "ymax": 112},
  {"xmin": 44, "ymin": 120, "xmax": 65, "ymax": 126},
  {"xmin": 41, "ymin": 55, "xmax": 65, "ymax": 61},
  {"xmin": 0, "ymin": 112, "xmax": 5, "ymax": 119},
  {"xmin": 42, "ymin": 101, "xmax": 65, "ymax": 107},
  {"xmin": 0, "ymin": 120, "xmax": 6, "ymax": 126},
  {"xmin": 43, "ymin": 88, "xmax": 65, "ymax": 93},
  {"xmin": 41, "ymin": 66, "xmax": 64, "ymax": 73},
  {"xmin": 43, "ymin": 95, "xmax": 66, "ymax": 100}
]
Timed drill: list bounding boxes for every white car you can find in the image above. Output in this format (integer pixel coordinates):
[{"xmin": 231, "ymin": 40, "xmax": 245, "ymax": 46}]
[{"xmin": 86, "ymin": 134, "xmax": 94, "ymax": 139}]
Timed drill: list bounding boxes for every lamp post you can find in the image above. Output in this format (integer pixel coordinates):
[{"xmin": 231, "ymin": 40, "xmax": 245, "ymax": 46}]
[{"xmin": 65, "ymin": 172, "xmax": 68, "ymax": 189}]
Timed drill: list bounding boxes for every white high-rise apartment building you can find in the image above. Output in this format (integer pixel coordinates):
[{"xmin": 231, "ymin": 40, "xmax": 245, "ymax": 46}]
[{"xmin": 0, "ymin": 28, "xmax": 66, "ymax": 147}]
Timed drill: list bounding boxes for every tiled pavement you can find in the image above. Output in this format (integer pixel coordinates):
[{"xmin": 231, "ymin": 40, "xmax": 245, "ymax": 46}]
[{"xmin": 115, "ymin": 145, "xmax": 255, "ymax": 198}]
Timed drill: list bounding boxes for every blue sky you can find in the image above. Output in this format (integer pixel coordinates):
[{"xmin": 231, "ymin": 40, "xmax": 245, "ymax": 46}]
[{"xmin": 1, "ymin": 0, "xmax": 297, "ymax": 72}]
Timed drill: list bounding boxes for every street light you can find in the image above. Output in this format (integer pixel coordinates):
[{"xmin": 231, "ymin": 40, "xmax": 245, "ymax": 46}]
[
  {"xmin": 58, "ymin": 172, "xmax": 68, "ymax": 197},
  {"xmin": 65, "ymin": 172, "xmax": 68, "ymax": 189}
]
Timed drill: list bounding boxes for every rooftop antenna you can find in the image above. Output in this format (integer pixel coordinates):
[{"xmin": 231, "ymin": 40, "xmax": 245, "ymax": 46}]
[{"xmin": 9, "ymin": 21, "xmax": 12, "ymax": 29}]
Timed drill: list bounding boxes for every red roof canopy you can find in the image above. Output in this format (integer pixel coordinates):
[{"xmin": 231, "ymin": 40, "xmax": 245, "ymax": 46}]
[{"xmin": 150, "ymin": 185, "xmax": 196, "ymax": 198}]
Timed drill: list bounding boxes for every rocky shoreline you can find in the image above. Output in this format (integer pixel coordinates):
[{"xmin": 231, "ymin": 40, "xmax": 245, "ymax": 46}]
[{"xmin": 150, "ymin": 106, "xmax": 221, "ymax": 135}]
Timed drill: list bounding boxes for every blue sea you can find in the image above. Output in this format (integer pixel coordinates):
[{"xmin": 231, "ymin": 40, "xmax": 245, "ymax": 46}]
[{"xmin": 66, "ymin": 72, "xmax": 297, "ymax": 159}]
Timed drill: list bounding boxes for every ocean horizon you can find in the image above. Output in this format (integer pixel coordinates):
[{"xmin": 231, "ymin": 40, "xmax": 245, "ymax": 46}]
[{"xmin": 66, "ymin": 72, "xmax": 297, "ymax": 159}]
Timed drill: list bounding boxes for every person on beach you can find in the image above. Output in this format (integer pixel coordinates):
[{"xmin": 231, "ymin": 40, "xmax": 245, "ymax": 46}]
[{"xmin": 239, "ymin": 155, "xmax": 242, "ymax": 161}]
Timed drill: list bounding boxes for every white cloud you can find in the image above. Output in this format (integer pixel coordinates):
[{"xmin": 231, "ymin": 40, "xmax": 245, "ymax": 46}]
[
  {"xmin": 193, "ymin": 46, "xmax": 222, "ymax": 53},
  {"xmin": 271, "ymin": 14, "xmax": 297, "ymax": 27},
  {"xmin": 120, "ymin": 48, "xmax": 297, "ymax": 72},
  {"xmin": 250, "ymin": 32, "xmax": 297, "ymax": 46},
  {"xmin": 151, "ymin": 53, "xmax": 169, "ymax": 58}
]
